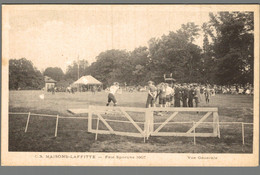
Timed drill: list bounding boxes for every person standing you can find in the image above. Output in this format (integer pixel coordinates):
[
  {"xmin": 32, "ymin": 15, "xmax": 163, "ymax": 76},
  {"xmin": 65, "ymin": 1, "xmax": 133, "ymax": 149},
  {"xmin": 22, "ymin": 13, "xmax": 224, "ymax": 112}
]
[
  {"xmin": 174, "ymin": 84, "xmax": 182, "ymax": 107},
  {"xmin": 146, "ymin": 81, "xmax": 157, "ymax": 108},
  {"xmin": 170, "ymin": 84, "xmax": 175, "ymax": 106},
  {"xmin": 92, "ymin": 85, "xmax": 97, "ymax": 94},
  {"xmin": 165, "ymin": 83, "xmax": 174, "ymax": 107},
  {"xmin": 158, "ymin": 83, "xmax": 167, "ymax": 107},
  {"xmin": 194, "ymin": 85, "xmax": 201, "ymax": 107},
  {"xmin": 182, "ymin": 84, "xmax": 189, "ymax": 107},
  {"xmin": 51, "ymin": 86, "xmax": 55, "ymax": 95},
  {"xmin": 106, "ymin": 82, "xmax": 120, "ymax": 106},
  {"xmin": 204, "ymin": 86, "xmax": 211, "ymax": 104},
  {"xmin": 188, "ymin": 85, "xmax": 195, "ymax": 107}
]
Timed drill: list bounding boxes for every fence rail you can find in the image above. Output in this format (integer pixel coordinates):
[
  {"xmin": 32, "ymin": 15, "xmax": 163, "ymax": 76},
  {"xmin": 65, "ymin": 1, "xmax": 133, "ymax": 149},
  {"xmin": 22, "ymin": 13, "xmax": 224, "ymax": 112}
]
[{"xmin": 9, "ymin": 109, "xmax": 253, "ymax": 145}]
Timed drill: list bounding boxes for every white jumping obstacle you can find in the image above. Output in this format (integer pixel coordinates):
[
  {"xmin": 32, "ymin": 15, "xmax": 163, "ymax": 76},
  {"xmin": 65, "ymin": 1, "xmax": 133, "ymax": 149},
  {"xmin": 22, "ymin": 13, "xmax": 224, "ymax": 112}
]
[{"xmin": 85, "ymin": 106, "xmax": 220, "ymax": 142}]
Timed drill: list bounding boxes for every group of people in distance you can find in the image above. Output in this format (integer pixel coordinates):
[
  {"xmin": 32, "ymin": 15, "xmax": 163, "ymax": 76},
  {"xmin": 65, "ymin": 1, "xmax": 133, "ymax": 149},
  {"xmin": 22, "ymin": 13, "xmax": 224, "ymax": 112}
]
[
  {"xmin": 146, "ymin": 81, "xmax": 207, "ymax": 108},
  {"xmin": 106, "ymin": 81, "xmax": 213, "ymax": 108}
]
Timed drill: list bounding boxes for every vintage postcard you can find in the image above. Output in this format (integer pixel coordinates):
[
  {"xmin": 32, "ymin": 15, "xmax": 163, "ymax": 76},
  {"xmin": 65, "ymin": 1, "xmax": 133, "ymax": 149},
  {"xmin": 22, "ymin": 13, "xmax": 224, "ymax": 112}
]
[{"xmin": 1, "ymin": 4, "xmax": 259, "ymax": 166}]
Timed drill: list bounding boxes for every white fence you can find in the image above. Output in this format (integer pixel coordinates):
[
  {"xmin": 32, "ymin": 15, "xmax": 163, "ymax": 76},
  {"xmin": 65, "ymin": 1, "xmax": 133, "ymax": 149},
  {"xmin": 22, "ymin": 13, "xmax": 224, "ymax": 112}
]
[
  {"xmin": 9, "ymin": 112, "xmax": 88, "ymax": 137},
  {"xmin": 9, "ymin": 107, "xmax": 253, "ymax": 145}
]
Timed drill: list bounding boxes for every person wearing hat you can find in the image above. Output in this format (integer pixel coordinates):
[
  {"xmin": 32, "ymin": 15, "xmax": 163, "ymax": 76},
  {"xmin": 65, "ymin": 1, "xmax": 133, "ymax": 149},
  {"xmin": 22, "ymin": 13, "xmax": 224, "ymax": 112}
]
[
  {"xmin": 188, "ymin": 85, "xmax": 195, "ymax": 107},
  {"xmin": 174, "ymin": 84, "xmax": 182, "ymax": 107},
  {"xmin": 106, "ymin": 82, "xmax": 120, "ymax": 106},
  {"xmin": 146, "ymin": 81, "xmax": 157, "ymax": 108},
  {"xmin": 182, "ymin": 84, "xmax": 189, "ymax": 107},
  {"xmin": 170, "ymin": 83, "xmax": 175, "ymax": 106}
]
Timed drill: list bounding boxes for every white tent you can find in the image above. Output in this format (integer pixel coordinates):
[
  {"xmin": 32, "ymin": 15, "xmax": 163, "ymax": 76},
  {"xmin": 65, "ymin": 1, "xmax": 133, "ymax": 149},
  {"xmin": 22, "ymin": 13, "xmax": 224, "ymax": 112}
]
[
  {"xmin": 72, "ymin": 75, "xmax": 102, "ymax": 92},
  {"xmin": 73, "ymin": 75, "xmax": 102, "ymax": 85}
]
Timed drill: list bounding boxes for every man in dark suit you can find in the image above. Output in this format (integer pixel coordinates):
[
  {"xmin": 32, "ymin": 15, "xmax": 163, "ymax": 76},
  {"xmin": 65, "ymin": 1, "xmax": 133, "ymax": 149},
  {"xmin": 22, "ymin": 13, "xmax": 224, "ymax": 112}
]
[
  {"xmin": 174, "ymin": 84, "xmax": 182, "ymax": 107},
  {"xmin": 188, "ymin": 85, "xmax": 195, "ymax": 107},
  {"xmin": 182, "ymin": 84, "xmax": 189, "ymax": 107}
]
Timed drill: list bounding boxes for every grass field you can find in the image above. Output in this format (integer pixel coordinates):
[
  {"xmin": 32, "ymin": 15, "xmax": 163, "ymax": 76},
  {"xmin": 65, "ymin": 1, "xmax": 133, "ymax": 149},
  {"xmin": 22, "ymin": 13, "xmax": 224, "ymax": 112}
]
[{"xmin": 9, "ymin": 90, "xmax": 254, "ymax": 153}]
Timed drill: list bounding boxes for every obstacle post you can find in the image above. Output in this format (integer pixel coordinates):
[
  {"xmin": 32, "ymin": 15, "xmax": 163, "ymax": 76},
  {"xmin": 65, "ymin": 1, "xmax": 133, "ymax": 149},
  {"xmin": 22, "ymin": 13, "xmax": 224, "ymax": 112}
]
[
  {"xmin": 145, "ymin": 109, "xmax": 153, "ymax": 140},
  {"xmin": 95, "ymin": 118, "xmax": 100, "ymax": 141},
  {"xmin": 193, "ymin": 121, "xmax": 196, "ymax": 145},
  {"xmin": 144, "ymin": 109, "xmax": 149, "ymax": 140},
  {"xmin": 213, "ymin": 111, "xmax": 219, "ymax": 137},
  {"xmin": 55, "ymin": 115, "xmax": 59, "ymax": 137},
  {"xmin": 88, "ymin": 106, "xmax": 93, "ymax": 132},
  {"xmin": 216, "ymin": 112, "xmax": 220, "ymax": 138},
  {"xmin": 149, "ymin": 109, "xmax": 154, "ymax": 135},
  {"xmin": 242, "ymin": 122, "xmax": 245, "ymax": 145},
  {"xmin": 24, "ymin": 112, "xmax": 31, "ymax": 133},
  {"xmin": 217, "ymin": 121, "xmax": 221, "ymax": 138}
]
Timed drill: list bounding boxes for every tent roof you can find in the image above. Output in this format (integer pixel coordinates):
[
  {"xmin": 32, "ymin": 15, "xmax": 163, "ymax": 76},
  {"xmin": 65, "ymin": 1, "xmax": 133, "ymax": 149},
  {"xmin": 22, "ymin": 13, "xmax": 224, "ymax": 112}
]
[{"xmin": 73, "ymin": 75, "xmax": 102, "ymax": 85}]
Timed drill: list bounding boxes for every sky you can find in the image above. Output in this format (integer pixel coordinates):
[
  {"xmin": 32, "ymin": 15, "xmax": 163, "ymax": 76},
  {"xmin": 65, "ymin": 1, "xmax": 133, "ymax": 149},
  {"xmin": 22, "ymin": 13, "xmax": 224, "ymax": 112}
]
[{"xmin": 4, "ymin": 5, "xmax": 215, "ymax": 72}]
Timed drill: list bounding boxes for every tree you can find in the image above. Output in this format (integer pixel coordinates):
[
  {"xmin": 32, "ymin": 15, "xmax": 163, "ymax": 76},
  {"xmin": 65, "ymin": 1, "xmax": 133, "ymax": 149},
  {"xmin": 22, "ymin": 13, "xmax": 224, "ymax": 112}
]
[
  {"xmin": 9, "ymin": 58, "xmax": 44, "ymax": 90},
  {"xmin": 207, "ymin": 12, "xmax": 254, "ymax": 85},
  {"xmin": 200, "ymin": 22, "xmax": 217, "ymax": 84},
  {"xmin": 43, "ymin": 67, "xmax": 64, "ymax": 81},
  {"xmin": 86, "ymin": 49, "xmax": 131, "ymax": 87},
  {"xmin": 129, "ymin": 46, "xmax": 150, "ymax": 85},
  {"xmin": 216, "ymin": 49, "xmax": 248, "ymax": 85},
  {"xmin": 147, "ymin": 23, "xmax": 203, "ymax": 84},
  {"xmin": 177, "ymin": 22, "xmax": 200, "ymax": 43}
]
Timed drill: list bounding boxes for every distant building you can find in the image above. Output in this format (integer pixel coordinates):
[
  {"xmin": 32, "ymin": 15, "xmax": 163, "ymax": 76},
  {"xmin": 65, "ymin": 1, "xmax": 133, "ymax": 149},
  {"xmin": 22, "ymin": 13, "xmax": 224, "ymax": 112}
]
[{"xmin": 44, "ymin": 76, "xmax": 57, "ymax": 91}]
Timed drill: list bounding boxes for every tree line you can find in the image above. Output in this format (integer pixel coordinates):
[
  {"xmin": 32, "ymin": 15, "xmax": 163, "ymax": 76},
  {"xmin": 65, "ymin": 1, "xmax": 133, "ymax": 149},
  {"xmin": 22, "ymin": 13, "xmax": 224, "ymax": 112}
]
[{"xmin": 9, "ymin": 12, "xmax": 254, "ymax": 90}]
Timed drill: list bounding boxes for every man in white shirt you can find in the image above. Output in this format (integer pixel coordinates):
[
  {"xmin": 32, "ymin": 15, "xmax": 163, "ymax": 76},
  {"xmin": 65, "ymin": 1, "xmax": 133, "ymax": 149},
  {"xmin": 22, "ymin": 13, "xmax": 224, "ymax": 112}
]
[
  {"xmin": 165, "ymin": 83, "xmax": 174, "ymax": 107},
  {"xmin": 106, "ymin": 82, "xmax": 120, "ymax": 106}
]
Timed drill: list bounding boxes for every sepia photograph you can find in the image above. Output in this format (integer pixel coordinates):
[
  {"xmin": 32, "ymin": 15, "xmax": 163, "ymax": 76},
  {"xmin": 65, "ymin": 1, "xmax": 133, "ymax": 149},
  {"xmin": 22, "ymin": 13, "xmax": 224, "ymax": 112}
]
[{"xmin": 1, "ymin": 4, "xmax": 259, "ymax": 166}]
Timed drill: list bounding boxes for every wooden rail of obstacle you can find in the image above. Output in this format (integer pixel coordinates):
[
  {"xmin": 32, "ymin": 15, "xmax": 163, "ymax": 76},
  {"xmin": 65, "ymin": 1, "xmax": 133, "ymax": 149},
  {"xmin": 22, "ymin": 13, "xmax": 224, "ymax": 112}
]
[
  {"xmin": 149, "ymin": 107, "xmax": 218, "ymax": 112},
  {"xmin": 9, "ymin": 110, "xmax": 253, "ymax": 145}
]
